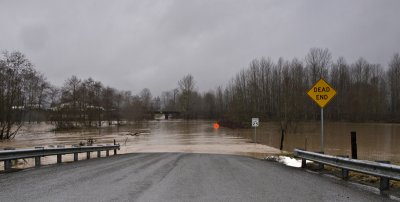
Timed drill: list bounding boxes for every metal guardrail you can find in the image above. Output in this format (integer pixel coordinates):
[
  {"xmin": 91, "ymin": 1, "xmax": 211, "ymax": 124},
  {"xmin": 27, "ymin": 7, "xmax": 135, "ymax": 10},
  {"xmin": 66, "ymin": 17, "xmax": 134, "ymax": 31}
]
[
  {"xmin": 294, "ymin": 149, "xmax": 400, "ymax": 191},
  {"xmin": 1, "ymin": 144, "xmax": 120, "ymax": 171}
]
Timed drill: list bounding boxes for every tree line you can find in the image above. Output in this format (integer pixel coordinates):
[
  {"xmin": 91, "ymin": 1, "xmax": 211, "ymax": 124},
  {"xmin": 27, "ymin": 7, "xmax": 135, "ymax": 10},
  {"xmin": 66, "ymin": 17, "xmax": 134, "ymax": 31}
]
[
  {"xmin": 158, "ymin": 48, "xmax": 400, "ymax": 128},
  {"xmin": 52, "ymin": 76, "xmax": 157, "ymax": 129},
  {"xmin": 203, "ymin": 48, "xmax": 400, "ymax": 127},
  {"xmin": 0, "ymin": 51, "xmax": 166, "ymax": 139},
  {"xmin": 0, "ymin": 48, "xmax": 399, "ymax": 139}
]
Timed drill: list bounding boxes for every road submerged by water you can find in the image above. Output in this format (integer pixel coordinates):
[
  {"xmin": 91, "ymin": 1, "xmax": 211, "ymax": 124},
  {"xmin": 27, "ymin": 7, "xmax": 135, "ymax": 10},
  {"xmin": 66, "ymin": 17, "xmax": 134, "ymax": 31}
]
[{"xmin": 0, "ymin": 153, "xmax": 393, "ymax": 202}]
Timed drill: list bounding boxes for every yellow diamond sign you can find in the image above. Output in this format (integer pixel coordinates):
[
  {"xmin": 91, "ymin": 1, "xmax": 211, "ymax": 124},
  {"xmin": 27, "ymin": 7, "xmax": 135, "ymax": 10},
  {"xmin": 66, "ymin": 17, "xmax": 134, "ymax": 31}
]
[{"xmin": 307, "ymin": 78, "xmax": 337, "ymax": 108}]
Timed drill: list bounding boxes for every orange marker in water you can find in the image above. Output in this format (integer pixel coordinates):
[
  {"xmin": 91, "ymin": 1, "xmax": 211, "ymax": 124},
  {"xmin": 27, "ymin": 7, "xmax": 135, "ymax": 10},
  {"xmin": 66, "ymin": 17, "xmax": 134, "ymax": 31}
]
[{"xmin": 213, "ymin": 122, "xmax": 220, "ymax": 129}]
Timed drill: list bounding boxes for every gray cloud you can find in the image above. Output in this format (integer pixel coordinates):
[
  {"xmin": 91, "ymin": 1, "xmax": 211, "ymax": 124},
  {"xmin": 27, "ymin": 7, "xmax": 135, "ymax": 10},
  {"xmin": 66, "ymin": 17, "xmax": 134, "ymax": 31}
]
[
  {"xmin": 1, "ymin": 0, "xmax": 399, "ymax": 95},
  {"xmin": 20, "ymin": 24, "xmax": 49, "ymax": 51}
]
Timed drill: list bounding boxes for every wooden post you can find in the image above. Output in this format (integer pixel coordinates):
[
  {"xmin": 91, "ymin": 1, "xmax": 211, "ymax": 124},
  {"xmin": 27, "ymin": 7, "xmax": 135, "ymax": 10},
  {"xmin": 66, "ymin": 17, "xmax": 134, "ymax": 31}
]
[
  {"xmin": 97, "ymin": 151, "xmax": 101, "ymax": 158},
  {"xmin": 57, "ymin": 154, "xmax": 62, "ymax": 163},
  {"xmin": 35, "ymin": 157, "xmax": 41, "ymax": 167},
  {"xmin": 4, "ymin": 160, "xmax": 12, "ymax": 171},
  {"xmin": 74, "ymin": 153, "xmax": 78, "ymax": 161},
  {"xmin": 87, "ymin": 152, "xmax": 91, "ymax": 159},
  {"xmin": 279, "ymin": 130, "xmax": 285, "ymax": 150},
  {"xmin": 351, "ymin": 131, "xmax": 357, "ymax": 159},
  {"xmin": 304, "ymin": 137, "xmax": 308, "ymax": 151},
  {"xmin": 113, "ymin": 139, "xmax": 117, "ymax": 155}
]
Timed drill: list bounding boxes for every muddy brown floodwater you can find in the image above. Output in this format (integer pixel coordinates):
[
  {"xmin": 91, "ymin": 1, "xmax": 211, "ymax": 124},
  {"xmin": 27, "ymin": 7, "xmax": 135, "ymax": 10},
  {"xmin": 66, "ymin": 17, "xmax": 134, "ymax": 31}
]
[
  {"xmin": 0, "ymin": 120, "xmax": 282, "ymax": 170},
  {"xmin": 0, "ymin": 120, "xmax": 399, "ymax": 170},
  {"xmin": 236, "ymin": 121, "xmax": 400, "ymax": 162}
]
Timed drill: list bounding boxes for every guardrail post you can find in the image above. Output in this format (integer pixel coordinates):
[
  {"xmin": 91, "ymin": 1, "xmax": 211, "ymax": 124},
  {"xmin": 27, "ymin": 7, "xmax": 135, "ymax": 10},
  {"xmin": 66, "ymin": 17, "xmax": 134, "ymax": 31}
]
[
  {"xmin": 337, "ymin": 155, "xmax": 349, "ymax": 180},
  {"xmin": 106, "ymin": 150, "xmax": 109, "ymax": 157},
  {"xmin": 74, "ymin": 153, "xmax": 78, "ymax": 161},
  {"xmin": 317, "ymin": 163, "xmax": 324, "ymax": 170},
  {"xmin": 4, "ymin": 160, "xmax": 12, "ymax": 171},
  {"xmin": 57, "ymin": 154, "xmax": 62, "ymax": 163},
  {"xmin": 87, "ymin": 152, "xmax": 91, "ymax": 159},
  {"xmin": 317, "ymin": 152, "xmax": 324, "ymax": 170},
  {"xmin": 97, "ymin": 151, "xmax": 101, "ymax": 158},
  {"xmin": 35, "ymin": 157, "xmax": 41, "ymax": 167},
  {"xmin": 380, "ymin": 177, "xmax": 390, "ymax": 191},
  {"xmin": 34, "ymin": 146, "xmax": 44, "ymax": 167},
  {"xmin": 3, "ymin": 147, "xmax": 15, "ymax": 171},
  {"xmin": 301, "ymin": 159, "xmax": 306, "ymax": 168},
  {"xmin": 377, "ymin": 161, "xmax": 390, "ymax": 191},
  {"xmin": 351, "ymin": 131, "xmax": 357, "ymax": 159},
  {"xmin": 341, "ymin": 169, "xmax": 349, "ymax": 180}
]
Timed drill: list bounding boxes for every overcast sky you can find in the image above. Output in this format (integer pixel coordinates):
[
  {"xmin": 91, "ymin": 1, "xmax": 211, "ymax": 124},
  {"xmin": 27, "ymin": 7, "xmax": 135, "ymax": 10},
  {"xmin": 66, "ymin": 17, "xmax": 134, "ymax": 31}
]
[{"xmin": 1, "ymin": 0, "xmax": 399, "ymax": 95}]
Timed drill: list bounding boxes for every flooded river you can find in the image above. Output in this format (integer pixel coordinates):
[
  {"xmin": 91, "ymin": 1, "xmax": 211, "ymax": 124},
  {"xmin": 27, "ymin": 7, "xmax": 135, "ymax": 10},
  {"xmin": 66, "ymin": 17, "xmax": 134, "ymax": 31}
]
[
  {"xmin": 0, "ymin": 120, "xmax": 399, "ymax": 170},
  {"xmin": 0, "ymin": 120, "xmax": 281, "ymax": 169},
  {"xmin": 237, "ymin": 121, "xmax": 400, "ymax": 162}
]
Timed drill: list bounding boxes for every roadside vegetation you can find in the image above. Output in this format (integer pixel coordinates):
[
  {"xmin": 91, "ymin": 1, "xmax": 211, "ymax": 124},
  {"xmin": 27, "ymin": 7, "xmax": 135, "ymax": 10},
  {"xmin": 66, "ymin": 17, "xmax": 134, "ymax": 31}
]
[{"xmin": 1, "ymin": 48, "xmax": 399, "ymax": 139}]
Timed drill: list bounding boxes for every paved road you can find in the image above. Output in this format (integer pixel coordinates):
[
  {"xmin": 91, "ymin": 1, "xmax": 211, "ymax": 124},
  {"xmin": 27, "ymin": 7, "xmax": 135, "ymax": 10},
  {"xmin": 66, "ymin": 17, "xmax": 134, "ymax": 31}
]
[{"xmin": 0, "ymin": 153, "xmax": 392, "ymax": 202}]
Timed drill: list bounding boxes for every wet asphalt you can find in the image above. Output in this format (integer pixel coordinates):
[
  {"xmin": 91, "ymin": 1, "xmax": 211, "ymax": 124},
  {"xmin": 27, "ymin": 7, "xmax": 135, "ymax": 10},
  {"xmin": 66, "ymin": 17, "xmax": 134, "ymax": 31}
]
[{"xmin": 0, "ymin": 153, "xmax": 393, "ymax": 202}]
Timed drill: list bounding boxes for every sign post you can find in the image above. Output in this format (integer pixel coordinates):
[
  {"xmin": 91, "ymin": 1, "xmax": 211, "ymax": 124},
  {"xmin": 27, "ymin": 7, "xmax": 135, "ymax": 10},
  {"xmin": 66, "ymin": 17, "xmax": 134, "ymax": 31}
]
[
  {"xmin": 252, "ymin": 118, "xmax": 259, "ymax": 143},
  {"xmin": 307, "ymin": 78, "xmax": 336, "ymax": 152},
  {"xmin": 321, "ymin": 108, "xmax": 324, "ymax": 151}
]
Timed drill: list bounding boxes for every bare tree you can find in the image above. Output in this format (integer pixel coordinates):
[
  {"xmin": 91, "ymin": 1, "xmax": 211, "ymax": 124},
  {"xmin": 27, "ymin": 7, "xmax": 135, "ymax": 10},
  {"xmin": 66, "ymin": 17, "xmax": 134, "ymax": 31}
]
[
  {"xmin": 152, "ymin": 96, "xmax": 161, "ymax": 112},
  {"xmin": 178, "ymin": 74, "xmax": 196, "ymax": 119},
  {"xmin": 102, "ymin": 87, "xmax": 116, "ymax": 125},
  {"xmin": 0, "ymin": 51, "xmax": 34, "ymax": 139},
  {"xmin": 140, "ymin": 88, "xmax": 152, "ymax": 112},
  {"xmin": 388, "ymin": 53, "xmax": 400, "ymax": 120},
  {"xmin": 61, "ymin": 75, "xmax": 81, "ymax": 108},
  {"xmin": 305, "ymin": 48, "xmax": 331, "ymax": 84},
  {"xmin": 203, "ymin": 91, "xmax": 216, "ymax": 119},
  {"xmin": 330, "ymin": 57, "xmax": 350, "ymax": 120}
]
